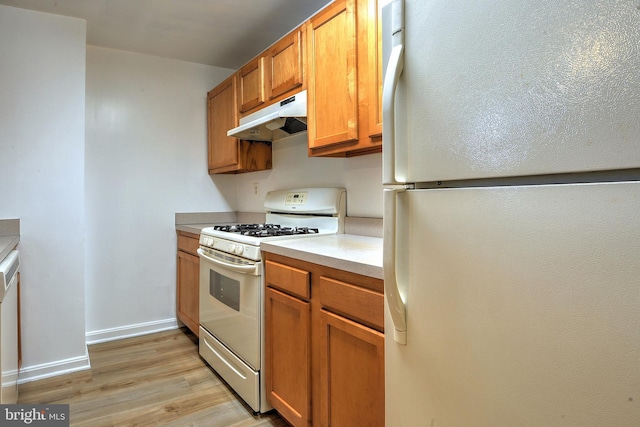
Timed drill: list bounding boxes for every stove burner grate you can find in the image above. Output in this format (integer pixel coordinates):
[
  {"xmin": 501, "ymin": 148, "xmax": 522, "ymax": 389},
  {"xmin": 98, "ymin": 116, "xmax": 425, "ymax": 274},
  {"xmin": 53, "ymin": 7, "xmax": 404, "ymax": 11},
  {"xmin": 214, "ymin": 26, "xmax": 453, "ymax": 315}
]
[{"xmin": 213, "ymin": 223, "xmax": 319, "ymax": 238}]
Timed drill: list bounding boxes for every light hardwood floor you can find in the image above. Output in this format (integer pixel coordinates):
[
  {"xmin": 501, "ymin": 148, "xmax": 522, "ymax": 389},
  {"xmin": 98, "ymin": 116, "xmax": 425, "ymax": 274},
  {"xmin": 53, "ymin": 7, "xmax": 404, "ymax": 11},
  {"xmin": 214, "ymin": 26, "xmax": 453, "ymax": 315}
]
[{"xmin": 18, "ymin": 328, "xmax": 288, "ymax": 427}]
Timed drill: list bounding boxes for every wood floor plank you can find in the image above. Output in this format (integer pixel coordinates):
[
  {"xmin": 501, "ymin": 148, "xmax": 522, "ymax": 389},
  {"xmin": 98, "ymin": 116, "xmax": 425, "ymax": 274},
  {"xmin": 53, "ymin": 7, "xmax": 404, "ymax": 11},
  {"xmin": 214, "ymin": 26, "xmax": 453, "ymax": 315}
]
[{"xmin": 18, "ymin": 328, "xmax": 286, "ymax": 426}]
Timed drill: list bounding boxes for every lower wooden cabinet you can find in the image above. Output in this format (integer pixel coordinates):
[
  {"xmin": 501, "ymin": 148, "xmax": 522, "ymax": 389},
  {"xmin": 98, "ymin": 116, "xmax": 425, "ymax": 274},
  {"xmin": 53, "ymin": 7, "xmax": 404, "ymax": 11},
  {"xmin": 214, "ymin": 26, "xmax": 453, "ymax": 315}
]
[
  {"xmin": 319, "ymin": 310, "xmax": 384, "ymax": 426},
  {"xmin": 264, "ymin": 253, "xmax": 384, "ymax": 427},
  {"xmin": 176, "ymin": 231, "xmax": 200, "ymax": 336},
  {"xmin": 265, "ymin": 287, "xmax": 311, "ymax": 426}
]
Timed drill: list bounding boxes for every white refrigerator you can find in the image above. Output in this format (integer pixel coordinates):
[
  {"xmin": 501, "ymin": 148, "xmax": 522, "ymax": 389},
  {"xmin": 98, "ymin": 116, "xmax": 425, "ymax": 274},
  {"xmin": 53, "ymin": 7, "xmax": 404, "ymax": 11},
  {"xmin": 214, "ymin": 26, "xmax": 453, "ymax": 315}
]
[{"xmin": 382, "ymin": 1, "xmax": 640, "ymax": 426}]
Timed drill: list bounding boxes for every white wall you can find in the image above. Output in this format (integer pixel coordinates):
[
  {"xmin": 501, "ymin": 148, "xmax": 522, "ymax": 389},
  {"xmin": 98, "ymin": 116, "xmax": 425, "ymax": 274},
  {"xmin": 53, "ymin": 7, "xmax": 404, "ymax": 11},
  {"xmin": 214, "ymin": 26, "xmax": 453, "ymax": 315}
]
[
  {"xmin": 235, "ymin": 135, "xmax": 383, "ymax": 218},
  {"xmin": 85, "ymin": 47, "xmax": 235, "ymax": 340},
  {"xmin": 83, "ymin": 47, "xmax": 383, "ymax": 343},
  {"xmin": 0, "ymin": 6, "xmax": 88, "ymax": 377}
]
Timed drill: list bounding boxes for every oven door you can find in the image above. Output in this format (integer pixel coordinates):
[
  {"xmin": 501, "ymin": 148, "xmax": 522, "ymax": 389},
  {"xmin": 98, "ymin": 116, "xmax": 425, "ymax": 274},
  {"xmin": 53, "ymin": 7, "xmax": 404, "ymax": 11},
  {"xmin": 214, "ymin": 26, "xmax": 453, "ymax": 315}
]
[{"xmin": 198, "ymin": 246, "xmax": 261, "ymax": 370}]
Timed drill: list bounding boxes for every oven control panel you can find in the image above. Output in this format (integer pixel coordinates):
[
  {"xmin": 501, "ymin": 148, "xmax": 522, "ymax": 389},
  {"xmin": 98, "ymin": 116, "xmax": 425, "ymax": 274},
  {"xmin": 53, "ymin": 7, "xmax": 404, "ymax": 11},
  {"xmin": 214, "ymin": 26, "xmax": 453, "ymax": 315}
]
[
  {"xmin": 285, "ymin": 191, "xmax": 307, "ymax": 205},
  {"xmin": 264, "ymin": 187, "xmax": 346, "ymax": 215},
  {"xmin": 199, "ymin": 235, "xmax": 261, "ymax": 261}
]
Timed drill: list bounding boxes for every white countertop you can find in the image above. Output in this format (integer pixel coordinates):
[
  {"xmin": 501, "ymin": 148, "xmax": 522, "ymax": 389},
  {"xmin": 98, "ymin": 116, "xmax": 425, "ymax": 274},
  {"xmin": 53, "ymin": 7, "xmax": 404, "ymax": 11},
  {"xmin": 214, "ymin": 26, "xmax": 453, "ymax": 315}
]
[{"xmin": 261, "ymin": 234, "xmax": 383, "ymax": 280}]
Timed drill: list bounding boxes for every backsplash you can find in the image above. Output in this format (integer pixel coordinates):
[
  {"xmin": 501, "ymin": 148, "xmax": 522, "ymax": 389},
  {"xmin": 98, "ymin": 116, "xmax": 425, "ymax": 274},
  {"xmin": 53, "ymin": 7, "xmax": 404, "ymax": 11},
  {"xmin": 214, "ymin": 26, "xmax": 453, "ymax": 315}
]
[
  {"xmin": 344, "ymin": 217, "xmax": 383, "ymax": 238},
  {"xmin": 231, "ymin": 133, "xmax": 383, "ymax": 218}
]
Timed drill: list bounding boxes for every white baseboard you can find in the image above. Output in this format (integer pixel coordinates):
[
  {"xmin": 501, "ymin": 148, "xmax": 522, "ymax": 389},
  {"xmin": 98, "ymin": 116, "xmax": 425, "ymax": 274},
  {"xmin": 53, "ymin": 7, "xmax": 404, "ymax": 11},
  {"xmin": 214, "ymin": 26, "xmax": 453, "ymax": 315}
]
[
  {"xmin": 85, "ymin": 317, "xmax": 179, "ymax": 345},
  {"xmin": 18, "ymin": 348, "xmax": 91, "ymax": 384},
  {"xmin": 17, "ymin": 318, "xmax": 180, "ymax": 384}
]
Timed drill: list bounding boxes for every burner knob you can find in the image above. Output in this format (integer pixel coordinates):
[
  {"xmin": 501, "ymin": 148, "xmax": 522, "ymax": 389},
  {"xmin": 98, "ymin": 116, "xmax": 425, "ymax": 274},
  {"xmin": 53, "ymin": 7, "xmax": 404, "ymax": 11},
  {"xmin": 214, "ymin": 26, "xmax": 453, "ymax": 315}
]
[
  {"xmin": 229, "ymin": 243, "xmax": 236, "ymax": 253},
  {"xmin": 235, "ymin": 245, "xmax": 244, "ymax": 255}
]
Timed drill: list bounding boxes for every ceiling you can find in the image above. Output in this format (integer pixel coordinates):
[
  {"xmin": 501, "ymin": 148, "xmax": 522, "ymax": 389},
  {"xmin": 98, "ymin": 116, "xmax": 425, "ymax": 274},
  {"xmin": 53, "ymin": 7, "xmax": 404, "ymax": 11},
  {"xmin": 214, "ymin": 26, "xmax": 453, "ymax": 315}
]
[{"xmin": 0, "ymin": 0, "xmax": 332, "ymax": 69}]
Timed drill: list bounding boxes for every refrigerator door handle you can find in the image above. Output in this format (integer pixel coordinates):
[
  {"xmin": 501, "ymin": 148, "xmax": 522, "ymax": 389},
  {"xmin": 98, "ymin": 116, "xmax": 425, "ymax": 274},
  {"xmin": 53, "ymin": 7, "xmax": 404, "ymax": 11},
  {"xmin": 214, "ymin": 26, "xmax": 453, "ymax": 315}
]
[
  {"xmin": 382, "ymin": 0, "xmax": 404, "ymax": 186},
  {"xmin": 382, "ymin": 44, "xmax": 404, "ymax": 186},
  {"xmin": 384, "ymin": 187, "xmax": 407, "ymax": 344}
]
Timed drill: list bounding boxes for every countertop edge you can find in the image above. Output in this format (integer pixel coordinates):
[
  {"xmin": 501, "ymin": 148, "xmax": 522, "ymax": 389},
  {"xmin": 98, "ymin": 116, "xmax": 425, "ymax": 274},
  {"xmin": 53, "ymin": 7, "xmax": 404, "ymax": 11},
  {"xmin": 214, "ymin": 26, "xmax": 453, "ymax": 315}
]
[{"xmin": 261, "ymin": 235, "xmax": 383, "ymax": 280}]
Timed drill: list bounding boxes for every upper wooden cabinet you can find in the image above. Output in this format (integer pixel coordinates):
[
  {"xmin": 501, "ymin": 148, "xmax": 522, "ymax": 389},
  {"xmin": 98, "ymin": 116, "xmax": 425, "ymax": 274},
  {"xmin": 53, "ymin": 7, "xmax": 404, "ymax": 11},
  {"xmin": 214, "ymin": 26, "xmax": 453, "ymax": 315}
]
[
  {"xmin": 206, "ymin": 0, "xmax": 382, "ymax": 172},
  {"xmin": 267, "ymin": 27, "xmax": 305, "ymax": 102},
  {"xmin": 365, "ymin": 0, "xmax": 383, "ymax": 139},
  {"xmin": 238, "ymin": 57, "xmax": 267, "ymax": 114},
  {"xmin": 307, "ymin": 0, "xmax": 383, "ymax": 157},
  {"xmin": 307, "ymin": 0, "xmax": 358, "ymax": 152},
  {"xmin": 207, "ymin": 74, "xmax": 272, "ymax": 174},
  {"xmin": 207, "ymin": 75, "xmax": 239, "ymax": 173},
  {"xmin": 239, "ymin": 25, "xmax": 306, "ymax": 117}
]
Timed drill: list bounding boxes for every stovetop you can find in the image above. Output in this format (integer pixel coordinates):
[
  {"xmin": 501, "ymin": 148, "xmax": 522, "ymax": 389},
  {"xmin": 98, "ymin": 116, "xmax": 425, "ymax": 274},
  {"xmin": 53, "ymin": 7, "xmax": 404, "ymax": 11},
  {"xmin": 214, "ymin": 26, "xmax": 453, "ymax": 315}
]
[
  {"xmin": 201, "ymin": 220, "xmax": 336, "ymax": 246},
  {"xmin": 212, "ymin": 223, "xmax": 320, "ymax": 238},
  {"xmin": 199, "ymin": 222, "xmax": 335, "ymax": 261},
  {"xmin": 199, "ymin": 187, "xmax": 346, "ymax": 261}
]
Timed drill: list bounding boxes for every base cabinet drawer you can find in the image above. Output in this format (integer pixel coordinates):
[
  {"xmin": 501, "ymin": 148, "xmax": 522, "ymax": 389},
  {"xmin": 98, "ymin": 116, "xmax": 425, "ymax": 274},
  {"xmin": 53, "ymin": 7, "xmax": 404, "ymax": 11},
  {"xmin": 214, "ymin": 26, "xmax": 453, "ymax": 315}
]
[
  {"xmin": 317, "ymin": 275, "xmax": 384, "ymax": 331},
  {"xmin": 265, "ymin": 260, "xmax": 310, "ymax": 299}
]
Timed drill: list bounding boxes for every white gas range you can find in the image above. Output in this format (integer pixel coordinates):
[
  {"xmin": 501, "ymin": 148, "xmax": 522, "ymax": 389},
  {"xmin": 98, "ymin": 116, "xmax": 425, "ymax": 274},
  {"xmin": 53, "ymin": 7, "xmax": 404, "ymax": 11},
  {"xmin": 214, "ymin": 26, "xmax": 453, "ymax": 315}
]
[{"xmin": 197, "ymin": 188, "xmax": 346, "ymax": 413}]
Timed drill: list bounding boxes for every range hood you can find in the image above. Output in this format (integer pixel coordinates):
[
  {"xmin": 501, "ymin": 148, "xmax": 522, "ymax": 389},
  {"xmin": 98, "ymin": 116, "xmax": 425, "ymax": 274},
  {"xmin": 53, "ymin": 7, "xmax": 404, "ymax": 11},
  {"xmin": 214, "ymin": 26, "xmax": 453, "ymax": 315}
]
[{"xmin": 227, "ymin": 90, "xmax": 307, "ymax": 141}]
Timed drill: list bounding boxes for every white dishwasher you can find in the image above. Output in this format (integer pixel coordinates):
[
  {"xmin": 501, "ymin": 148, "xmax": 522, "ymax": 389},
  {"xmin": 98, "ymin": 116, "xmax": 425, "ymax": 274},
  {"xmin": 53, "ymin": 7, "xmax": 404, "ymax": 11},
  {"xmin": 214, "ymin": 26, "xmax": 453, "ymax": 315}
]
[{"xmin": 0, "ymin": 250, "xmax": 19, "ymax": 404}]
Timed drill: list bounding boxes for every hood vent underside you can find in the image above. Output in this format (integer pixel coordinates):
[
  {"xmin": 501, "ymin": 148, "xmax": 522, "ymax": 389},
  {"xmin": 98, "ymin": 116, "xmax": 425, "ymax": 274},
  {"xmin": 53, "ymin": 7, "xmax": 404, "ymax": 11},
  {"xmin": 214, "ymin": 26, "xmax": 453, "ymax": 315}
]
[{"xmin": 227, "ymin": 90, "xmax": 307, "ymax": 142}]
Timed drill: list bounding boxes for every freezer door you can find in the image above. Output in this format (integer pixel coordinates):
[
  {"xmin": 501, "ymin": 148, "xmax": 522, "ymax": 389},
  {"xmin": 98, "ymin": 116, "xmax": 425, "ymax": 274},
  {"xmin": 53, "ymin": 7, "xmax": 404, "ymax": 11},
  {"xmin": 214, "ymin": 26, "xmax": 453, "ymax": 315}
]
[
  {"xmin": 386, "ymin": 182, "xmax": 640, "ymax": 426},
  {"xmin": 387, "ymin": 0, "xmax": 640, "ymax": 183}
]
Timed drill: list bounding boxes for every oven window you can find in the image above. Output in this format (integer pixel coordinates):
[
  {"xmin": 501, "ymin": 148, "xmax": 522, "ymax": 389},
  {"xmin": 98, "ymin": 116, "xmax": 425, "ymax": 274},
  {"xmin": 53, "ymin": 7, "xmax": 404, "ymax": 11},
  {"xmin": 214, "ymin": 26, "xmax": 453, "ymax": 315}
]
[{"xmin": 210, "ymin": 270, "xmax": 240, "ymax": 311}]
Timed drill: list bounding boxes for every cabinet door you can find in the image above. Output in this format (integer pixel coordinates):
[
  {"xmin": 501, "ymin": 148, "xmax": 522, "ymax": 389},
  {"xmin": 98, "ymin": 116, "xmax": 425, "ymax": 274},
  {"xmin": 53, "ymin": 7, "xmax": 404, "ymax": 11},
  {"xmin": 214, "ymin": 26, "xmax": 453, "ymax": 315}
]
[
  {"xmin": 319, "ymin": 309, "xmax": 384, "ymax": 427},
  {"xmin": 307, "ymin": 0, "xmax": 358, "ymax": 150},
  {"xmin": 207, "ymin": 74, "xmax": 272, "ymax": 174},
  {"xmin": 177, "ymin": 250, "xmax": 199, "ymax": 336},
  {"xmin": 207, "ymin": 75, "xmax": 240, "ymax": 173},
  {"xmin": 265, "ymin": 287, "xmax": 311, "ymax": 427},
  {"xmin": 267, "ymin": 27, "xmax": 304, "ymax": 101},
  {"xmin": 239, "ymin": 56, "xmax": 266, "ymax": 113},
  {"xmin": 364, "ymin": 0, "xmax": 383, "ymax": 139}
]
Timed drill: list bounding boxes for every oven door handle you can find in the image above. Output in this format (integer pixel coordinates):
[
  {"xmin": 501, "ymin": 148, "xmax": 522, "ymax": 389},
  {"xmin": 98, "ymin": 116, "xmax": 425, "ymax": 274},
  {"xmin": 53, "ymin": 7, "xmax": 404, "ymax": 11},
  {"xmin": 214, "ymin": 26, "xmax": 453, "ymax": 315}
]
[{"xmin": 197, "ymin": 248, "xmax": 258, "ymax": 273}]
